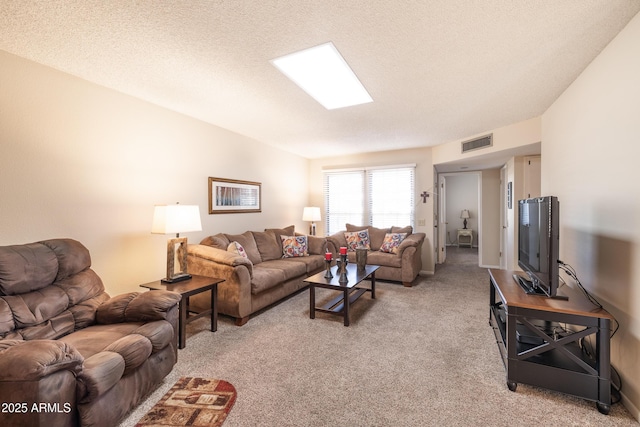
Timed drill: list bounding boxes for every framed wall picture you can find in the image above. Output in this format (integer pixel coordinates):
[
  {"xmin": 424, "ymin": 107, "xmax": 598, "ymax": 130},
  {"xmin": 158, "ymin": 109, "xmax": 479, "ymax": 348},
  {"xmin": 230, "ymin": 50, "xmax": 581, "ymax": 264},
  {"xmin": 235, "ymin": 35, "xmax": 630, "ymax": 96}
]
[
  {"xmin": 208, "ymin": 177, "xmax": 261, "ymax": 214},
  {"xmin": 507, "ymin": 181, "xmax": 513, "ymax": 209}
]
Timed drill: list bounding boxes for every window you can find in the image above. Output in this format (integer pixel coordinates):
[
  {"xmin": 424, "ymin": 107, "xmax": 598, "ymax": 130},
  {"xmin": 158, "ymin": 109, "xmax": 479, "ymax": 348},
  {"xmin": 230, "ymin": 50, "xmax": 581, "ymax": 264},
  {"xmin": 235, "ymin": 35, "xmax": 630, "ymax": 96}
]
[{"xmin": 324, "ymin": 165, "xmax": 415, "ymax": 235}]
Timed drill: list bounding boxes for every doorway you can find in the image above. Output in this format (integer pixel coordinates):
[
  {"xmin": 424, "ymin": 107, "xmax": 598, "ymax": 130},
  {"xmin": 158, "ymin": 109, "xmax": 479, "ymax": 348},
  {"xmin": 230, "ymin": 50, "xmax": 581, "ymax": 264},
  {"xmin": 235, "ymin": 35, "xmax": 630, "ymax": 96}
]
[{"xmin": 437, "ymin": 172, "xmax": 481, "ymax": 265}]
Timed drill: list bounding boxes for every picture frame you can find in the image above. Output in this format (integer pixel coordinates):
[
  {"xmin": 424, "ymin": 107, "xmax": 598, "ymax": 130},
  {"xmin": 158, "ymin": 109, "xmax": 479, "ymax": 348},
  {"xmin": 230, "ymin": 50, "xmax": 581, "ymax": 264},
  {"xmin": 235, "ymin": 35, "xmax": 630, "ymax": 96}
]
[
  {"xmin": 208, "ymin": 177, "xmax": 261, "ymax": 214},
  {"xmin": 507, "ymin": 181, "xmax": 513, "ymax": 209}
]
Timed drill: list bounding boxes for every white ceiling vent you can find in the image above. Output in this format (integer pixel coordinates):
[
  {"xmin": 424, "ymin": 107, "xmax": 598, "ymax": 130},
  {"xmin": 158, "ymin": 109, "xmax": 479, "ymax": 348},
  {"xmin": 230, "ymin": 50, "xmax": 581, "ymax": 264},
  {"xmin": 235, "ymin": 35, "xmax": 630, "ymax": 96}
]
[{"xmin": 461, "ymin": 134, "xmax": 493, "ymax": 153}]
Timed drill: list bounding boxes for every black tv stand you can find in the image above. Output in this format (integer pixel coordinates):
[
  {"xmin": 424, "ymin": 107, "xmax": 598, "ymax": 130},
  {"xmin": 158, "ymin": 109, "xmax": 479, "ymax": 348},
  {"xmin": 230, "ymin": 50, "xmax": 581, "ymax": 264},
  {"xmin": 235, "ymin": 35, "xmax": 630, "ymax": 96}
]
[
  {"xmin": 513, "ymin": 274, "xmax": 569, "ymax": 301},
  {"xmin": 491, "ymin": 269, "xmax": 613, "ymax": 414}
]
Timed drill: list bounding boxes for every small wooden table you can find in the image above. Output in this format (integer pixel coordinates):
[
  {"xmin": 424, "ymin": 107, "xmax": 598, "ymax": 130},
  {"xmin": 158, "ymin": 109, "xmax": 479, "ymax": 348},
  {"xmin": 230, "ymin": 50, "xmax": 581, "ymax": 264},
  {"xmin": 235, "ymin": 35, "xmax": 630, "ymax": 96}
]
[
  {"xmin": 140, "ymin": 275, "xmax": 223, "ymax": 349},
  {"xmin": 304, "ymin": 264, "xmax": 379, "ymax": 326}
]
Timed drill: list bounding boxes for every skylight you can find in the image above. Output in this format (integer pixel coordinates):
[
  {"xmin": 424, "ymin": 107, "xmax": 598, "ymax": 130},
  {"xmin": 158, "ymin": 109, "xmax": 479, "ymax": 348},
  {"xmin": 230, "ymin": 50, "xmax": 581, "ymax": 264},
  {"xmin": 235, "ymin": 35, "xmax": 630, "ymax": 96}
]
[{"xmin": 271, "ymin": 42, "xmax": 373, "ymax": 110}]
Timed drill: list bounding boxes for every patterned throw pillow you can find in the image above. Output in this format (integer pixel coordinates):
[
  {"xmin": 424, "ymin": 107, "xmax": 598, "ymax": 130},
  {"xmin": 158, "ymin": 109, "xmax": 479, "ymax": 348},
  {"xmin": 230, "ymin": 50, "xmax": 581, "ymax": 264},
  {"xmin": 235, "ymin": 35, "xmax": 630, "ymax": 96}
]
[
  {"xmin": 281, "ymin": 235, "xmax": 309, "ymax": 258},
  {"xmin": 379, "ymin": 233, "xmax": 407, "ymax": 254},
  {"xmin": 344, "ymin": 230, "xmax": 371, "ymax": 251},
  {"xmin": 227, "ymin": 241, "xmax": 248, "ymax": 258}
]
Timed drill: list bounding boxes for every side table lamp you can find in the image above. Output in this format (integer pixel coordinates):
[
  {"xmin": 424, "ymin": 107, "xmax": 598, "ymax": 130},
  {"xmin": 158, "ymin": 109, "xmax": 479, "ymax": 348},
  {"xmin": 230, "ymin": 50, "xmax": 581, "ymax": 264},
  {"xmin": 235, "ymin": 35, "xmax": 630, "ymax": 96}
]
[
  {"xmin": 302, "ymin": 206, "xmax": 321, "ymax": 236},
  {"xmin": 460, "ymin": 209, "xmax": 470, "ymax": 229},
  {"xmin": 152, "ymin": 203, "xmax": 202, "ymax": 283}
]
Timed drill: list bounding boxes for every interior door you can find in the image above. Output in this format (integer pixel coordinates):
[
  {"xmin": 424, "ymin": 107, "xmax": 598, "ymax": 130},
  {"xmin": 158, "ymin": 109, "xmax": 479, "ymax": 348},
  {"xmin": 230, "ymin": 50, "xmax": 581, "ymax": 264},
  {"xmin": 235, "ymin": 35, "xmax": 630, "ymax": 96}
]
[{"xmin": 437, "ymin": 175, "xmax": 447, "ymax": 263}]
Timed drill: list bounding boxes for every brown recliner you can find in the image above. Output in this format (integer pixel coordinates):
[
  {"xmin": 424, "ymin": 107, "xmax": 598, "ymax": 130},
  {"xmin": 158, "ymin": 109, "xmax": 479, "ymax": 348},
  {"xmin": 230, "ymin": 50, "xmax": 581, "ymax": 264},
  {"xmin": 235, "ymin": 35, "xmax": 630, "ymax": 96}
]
[{"xmin": 0, "ymin": 239, "xmax": 181, "ymax": 427}]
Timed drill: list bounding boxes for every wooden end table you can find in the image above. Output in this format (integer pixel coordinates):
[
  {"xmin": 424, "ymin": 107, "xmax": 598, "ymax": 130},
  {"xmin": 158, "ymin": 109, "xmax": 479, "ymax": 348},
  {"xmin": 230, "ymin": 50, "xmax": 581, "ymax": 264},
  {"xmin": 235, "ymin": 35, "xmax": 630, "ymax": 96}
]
[
  {"xmin": 140, "ymin": 274, "xmax": 223, "ymax": 349},
  {"xmin": 304, "ymin": 264, "xmax": 379, "ymax": 326}
]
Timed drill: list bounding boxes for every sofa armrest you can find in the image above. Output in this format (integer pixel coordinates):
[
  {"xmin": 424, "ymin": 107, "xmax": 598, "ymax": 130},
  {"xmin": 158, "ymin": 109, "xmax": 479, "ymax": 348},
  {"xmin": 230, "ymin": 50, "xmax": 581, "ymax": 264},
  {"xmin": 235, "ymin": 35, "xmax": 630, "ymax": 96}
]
[
  {"xmin": 96, "ymin": 290, "xmax": 181, "ymax": 324},
  {"xmin": 326, "ymin": 231, "xmax": 347, "ymax": 256},
  {"xmin": 188, "ymin": 244, "xmax": 253, "ymax": 275},
  {"xmin": 187, "ymin": 244, "xmax": 253, "ymax": 320},
  {"xmin": 0, "ymin": 339, "xmax": 83, "ymax": 381},
  {"xmin": 396, "ymin": 232, "xmax": 426, "ymax": 254}
]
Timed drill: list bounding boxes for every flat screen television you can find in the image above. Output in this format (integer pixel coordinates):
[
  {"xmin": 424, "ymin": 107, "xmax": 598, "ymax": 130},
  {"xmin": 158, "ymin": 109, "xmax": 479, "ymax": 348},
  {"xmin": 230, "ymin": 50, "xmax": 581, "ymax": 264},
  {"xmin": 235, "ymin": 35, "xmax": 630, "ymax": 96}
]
[{"xmin": 516, "ymin": 196, "xmax": 565, "ymax": 299}]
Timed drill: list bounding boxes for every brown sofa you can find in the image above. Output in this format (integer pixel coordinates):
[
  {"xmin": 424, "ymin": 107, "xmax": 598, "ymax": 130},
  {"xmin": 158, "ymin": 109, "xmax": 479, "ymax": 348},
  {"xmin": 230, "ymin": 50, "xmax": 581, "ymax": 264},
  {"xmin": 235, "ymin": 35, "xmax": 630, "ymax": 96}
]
[
  {"xmin": 327, "ymin": 224, "xmax": 425, "ymax": 286},
  {"xmin": 0, "ymin": 239, "xmax": 181, "ymax": 427},
  {"xmin": 187, "ymin": 226, "xmax": 326, "ymax": 325}
]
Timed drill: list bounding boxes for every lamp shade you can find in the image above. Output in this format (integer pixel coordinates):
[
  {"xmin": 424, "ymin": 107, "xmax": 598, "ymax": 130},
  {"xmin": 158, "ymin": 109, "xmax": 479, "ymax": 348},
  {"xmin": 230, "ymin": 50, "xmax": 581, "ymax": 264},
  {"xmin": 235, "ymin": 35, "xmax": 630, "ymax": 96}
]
[
  {"xmin": 302, "ymin": 207, "xmax": 321, "ymax": 222},
  {"xmin": 460, "ymin": 209, "xmax": 470, "ymax": 219},
  {"xmin": 152, "ymin": 204, "xmax": 202, "ymax": 235}
]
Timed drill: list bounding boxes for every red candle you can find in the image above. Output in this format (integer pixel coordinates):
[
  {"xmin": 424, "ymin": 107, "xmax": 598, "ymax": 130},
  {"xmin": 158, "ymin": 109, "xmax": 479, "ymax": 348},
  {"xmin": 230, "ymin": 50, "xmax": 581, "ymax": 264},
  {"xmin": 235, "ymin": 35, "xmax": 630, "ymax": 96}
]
[
  {"xmin": 325, "ymin": 252, "xmax": 332, "ymax": 261},
  {"xmin": 340, "ymin": 247, "xmax": 347, "ymax": 255}
]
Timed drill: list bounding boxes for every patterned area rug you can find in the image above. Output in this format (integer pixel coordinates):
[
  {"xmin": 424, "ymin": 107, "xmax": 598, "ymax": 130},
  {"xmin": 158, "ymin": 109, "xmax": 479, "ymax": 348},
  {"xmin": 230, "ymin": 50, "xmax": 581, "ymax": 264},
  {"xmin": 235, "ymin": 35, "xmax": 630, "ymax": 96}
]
[{"xmin": 136, "ymin": 377, "xmax": 236, "ymax": 426}]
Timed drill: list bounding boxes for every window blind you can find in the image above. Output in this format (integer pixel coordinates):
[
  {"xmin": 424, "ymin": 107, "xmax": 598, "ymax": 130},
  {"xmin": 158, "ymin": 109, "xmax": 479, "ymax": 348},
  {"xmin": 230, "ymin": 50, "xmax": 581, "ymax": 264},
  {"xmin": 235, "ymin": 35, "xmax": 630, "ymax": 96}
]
[
  {"xmin": 323, "ymin": 165, "xmax": 415, "ymax": 235},
  {"xmin": 324, "ymin": 171, "xmax": 365, "ymax": 235},
  {"xmin": 368, "ymin": 167, "xmax": 414, "ymax": 229}
]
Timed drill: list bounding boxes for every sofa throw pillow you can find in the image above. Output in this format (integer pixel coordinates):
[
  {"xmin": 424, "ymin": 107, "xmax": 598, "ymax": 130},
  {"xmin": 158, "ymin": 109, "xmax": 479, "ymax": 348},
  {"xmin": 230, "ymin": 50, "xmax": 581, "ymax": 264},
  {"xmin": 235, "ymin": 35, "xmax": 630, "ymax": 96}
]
[
  {"xmin": 344, "ymin": 230, "xmax": 371, "ymax": 251},
  {"xmin": 281, "ymin": 235, "xmax": 308, "ymax": 258},
  {"xmin": 380, "ymin": 233, "xmax": 407, "ymax": 254},
  {"xmin": 227, "ymin": 241, "xmax": 248, "ymax": 258}
]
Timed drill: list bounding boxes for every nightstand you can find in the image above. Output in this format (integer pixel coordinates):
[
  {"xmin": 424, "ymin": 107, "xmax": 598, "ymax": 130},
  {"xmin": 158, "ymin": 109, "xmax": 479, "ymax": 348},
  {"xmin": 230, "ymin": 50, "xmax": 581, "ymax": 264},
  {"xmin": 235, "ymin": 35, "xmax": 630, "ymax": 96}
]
[
  {"xmin": 140, "ymin": 275, "xmax": 224, "ymax": 349},
  {"xmin": 457, "ymin": 229, "xmax": 473, "ymax": 248}
]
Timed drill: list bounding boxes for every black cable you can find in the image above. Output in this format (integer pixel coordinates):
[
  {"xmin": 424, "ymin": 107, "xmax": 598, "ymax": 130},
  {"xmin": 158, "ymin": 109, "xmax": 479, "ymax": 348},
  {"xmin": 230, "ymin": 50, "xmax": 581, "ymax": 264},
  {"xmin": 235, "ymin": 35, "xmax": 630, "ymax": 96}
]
[{"xmin": 557, "ymin": 260, "xmax": 620, "ymax": 339}]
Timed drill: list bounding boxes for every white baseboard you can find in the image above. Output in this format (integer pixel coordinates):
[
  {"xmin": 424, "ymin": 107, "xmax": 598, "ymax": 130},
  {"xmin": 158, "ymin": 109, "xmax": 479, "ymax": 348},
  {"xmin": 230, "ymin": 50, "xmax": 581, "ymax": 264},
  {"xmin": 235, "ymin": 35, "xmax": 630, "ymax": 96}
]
[{"xmin": 621, "ymin": 390, "xmax": 640, "ymax": 422}]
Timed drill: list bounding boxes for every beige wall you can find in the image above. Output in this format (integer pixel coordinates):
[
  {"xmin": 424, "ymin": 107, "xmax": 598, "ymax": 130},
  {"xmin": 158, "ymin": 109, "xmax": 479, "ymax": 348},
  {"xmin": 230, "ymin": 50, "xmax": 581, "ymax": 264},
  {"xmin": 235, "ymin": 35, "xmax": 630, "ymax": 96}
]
[
  {"xmin": 481, "ymin": 168, "xmax": 501, "ymax": 268},
  {"xmin": 0, "ymin": 50, "xmax": 310, "ymax": 295},
  {"xmin": 308, "ymin": 147, "xmax": 435, "ymax": 274},
  {"xmin": 432, "ymin": 116, "xmax": 541, "ymax": 166},
  {"xmin": 542, "ymin": 12, "xmax": 640, "ymax": 417}
]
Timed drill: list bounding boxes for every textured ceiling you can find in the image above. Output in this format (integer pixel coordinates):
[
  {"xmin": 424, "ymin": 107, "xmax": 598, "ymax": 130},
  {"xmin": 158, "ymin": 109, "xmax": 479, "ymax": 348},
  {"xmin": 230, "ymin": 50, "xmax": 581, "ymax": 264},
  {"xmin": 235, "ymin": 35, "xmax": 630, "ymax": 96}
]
[{"xmin": 1, "ymin": 1, "xmax": 639, "ymax": 159}]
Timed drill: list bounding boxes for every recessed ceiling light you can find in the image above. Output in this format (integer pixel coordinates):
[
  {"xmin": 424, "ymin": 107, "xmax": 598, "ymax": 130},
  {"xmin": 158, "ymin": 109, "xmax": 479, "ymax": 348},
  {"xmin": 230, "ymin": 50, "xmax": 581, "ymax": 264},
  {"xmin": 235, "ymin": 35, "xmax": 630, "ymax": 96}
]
[{"xmin": 271, "ymin": 42, "xmax": 373, "ymax": 110}]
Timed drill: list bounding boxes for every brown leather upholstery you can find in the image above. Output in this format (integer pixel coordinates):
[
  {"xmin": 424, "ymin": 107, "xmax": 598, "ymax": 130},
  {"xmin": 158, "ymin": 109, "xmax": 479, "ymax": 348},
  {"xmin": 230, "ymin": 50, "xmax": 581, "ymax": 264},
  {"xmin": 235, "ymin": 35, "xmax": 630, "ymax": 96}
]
[{"xmin": 0, "ymin": 239, "xmax": 180, "ymax": 427}]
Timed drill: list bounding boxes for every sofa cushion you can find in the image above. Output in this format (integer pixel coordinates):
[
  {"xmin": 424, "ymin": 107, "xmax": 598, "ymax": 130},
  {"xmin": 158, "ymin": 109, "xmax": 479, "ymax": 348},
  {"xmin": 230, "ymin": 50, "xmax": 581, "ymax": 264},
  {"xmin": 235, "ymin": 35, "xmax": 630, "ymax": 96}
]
[
  {"xmin": 224, "ymin": 231, "xmax": 262, "ymax": 264},
  {"xmin": 366, "ymin": 250, "xmax": 403, "ymax": 268},
  {"xmin": 250, "ymin": 267, "xmax": 287, "ymax": 294},
  {"xmin": 261, "ymin": 259, "xmax": 307, "ymax": 278},
  {"xmin": 59, "ymin": 323, "xmax": 145, "ymax": 359},
  {"xmin": 306, "ymin": 235, "xmax": 327, "ymax": 255},
  {"xmin": 344, "ymin": 230, "xmax": 371, "ymax": 251},
  {"xmin": 76, "ymin": 351, "xmax": 125, "ymax": 403},
  {"xmin": 3, "ymin": 285, "xmax": 70, "ymax": 330},
  {"xmin": 281, "ymin": 235, "xmax": 308, "ymax": 258},
  {"xmin": 40, "ymin": 238, "xmax": 92, "ymax": 281},
  {"xmin": 380, "ymin": 233, "xmax": 407, "ymax": 254},
  {"xmin": 132, "ymin": 321, "xmax": 175, "ymax": 352},
  {"xmin": 200, "ymin": 234, "xmax": 230, "ymax": 250},
  {"xmin": 346, "ymin": 224, "xmax": 390, "ymax": 250},
  {"xmin": 284, "ymin": 254, "xmax": 325, "ymax": 274},
  {"xmin": 14, "ymin": 310, "xmax": 76, "ymax": 341},
  {"xmin": 265, "ymin": 225, "xmax": 295, "ymax": 255},
  {"xmin": 227, "ymin": 241, "xmax": 248, "ymax": 258},
  {"xmin": 391, "ymin": 225, "xmax": 413, "ymax": 235},
  {"xmin": 103, "ymin": 333, "xmax": 153, "ymax": 374},
  {"xmin": 252, "ymin": 231, "xmax": 282, "ymax": 261},
  {"xmin": 0, "ymin": 242, "xmax": 58, "ymax": 295}
]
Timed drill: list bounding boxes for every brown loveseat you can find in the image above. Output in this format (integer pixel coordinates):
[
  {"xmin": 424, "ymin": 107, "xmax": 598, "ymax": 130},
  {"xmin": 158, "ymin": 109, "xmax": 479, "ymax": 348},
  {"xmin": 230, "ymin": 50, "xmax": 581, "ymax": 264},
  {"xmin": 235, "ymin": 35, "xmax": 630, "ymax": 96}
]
[
  {"xmin": 187, "ymin": 226, "xmax": 326, "ymax": 325},
  {"xmin": 0, "ymin": 239, "xmax": 181, "ymax": 427},
  {"xmin": 327, "ymin": 224, "xmax": 425, "ymax": 286}
]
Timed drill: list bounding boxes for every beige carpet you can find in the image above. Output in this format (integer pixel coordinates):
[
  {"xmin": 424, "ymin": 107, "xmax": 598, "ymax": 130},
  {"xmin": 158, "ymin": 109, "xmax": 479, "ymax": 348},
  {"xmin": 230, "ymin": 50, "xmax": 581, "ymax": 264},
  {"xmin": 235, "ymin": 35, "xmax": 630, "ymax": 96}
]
[{"xmin": 120, "ymin": 247, "xmax": 638, "ymax": 426}]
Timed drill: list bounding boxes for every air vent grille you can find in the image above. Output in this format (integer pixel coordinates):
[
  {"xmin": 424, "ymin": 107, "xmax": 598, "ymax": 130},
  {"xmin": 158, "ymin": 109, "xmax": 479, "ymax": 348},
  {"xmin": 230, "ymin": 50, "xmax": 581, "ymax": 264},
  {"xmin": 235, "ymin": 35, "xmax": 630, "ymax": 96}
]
[{"xmin": 461, "ymin": 134, "xmax": 493, "ymax": 153}]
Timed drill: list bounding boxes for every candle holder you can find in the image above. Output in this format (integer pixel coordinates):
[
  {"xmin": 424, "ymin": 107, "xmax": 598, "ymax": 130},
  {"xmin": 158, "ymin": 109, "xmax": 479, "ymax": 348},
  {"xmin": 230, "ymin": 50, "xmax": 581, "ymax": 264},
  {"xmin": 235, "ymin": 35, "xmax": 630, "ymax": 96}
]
[
  {"xmin": 337, "ymin": 254, "xmax": 349, "ymax": 284},
  {"xmin": 324, "ymin": 258, "xmax": 333, "ymax": 279}
]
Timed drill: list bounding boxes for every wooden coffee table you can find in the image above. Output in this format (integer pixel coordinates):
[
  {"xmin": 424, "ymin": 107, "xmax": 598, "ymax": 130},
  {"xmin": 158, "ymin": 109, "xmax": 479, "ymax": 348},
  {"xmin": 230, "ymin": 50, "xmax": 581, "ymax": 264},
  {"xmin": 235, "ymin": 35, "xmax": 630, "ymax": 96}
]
[{"xmin": 304, "ymin": 264, "xmax": 379, "ymax": 326}]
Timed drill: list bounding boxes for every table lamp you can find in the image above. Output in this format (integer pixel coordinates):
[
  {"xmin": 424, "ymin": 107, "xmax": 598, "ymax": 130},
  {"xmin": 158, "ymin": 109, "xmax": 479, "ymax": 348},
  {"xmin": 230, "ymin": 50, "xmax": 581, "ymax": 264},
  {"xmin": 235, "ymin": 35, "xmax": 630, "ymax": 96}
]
[
  {"xmin": 152, "ymin": 203, "xmax": 202, "ymax": 283},
  {"xmin": 460, "ymin": 209, "xmax": 470, "ymax": 229},
  {"xmin": 302, "ymin": 207, "xmax": 321, "ymax": 236}
]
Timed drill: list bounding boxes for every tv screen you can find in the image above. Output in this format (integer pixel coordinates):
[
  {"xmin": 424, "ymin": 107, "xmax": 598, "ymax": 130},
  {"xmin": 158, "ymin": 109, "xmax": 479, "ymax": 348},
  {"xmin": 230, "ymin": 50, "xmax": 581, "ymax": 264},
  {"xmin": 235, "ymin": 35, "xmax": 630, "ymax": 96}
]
[{"xmin": 517, "ymin": 196, "xmax": 560, "ymax": 298}]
